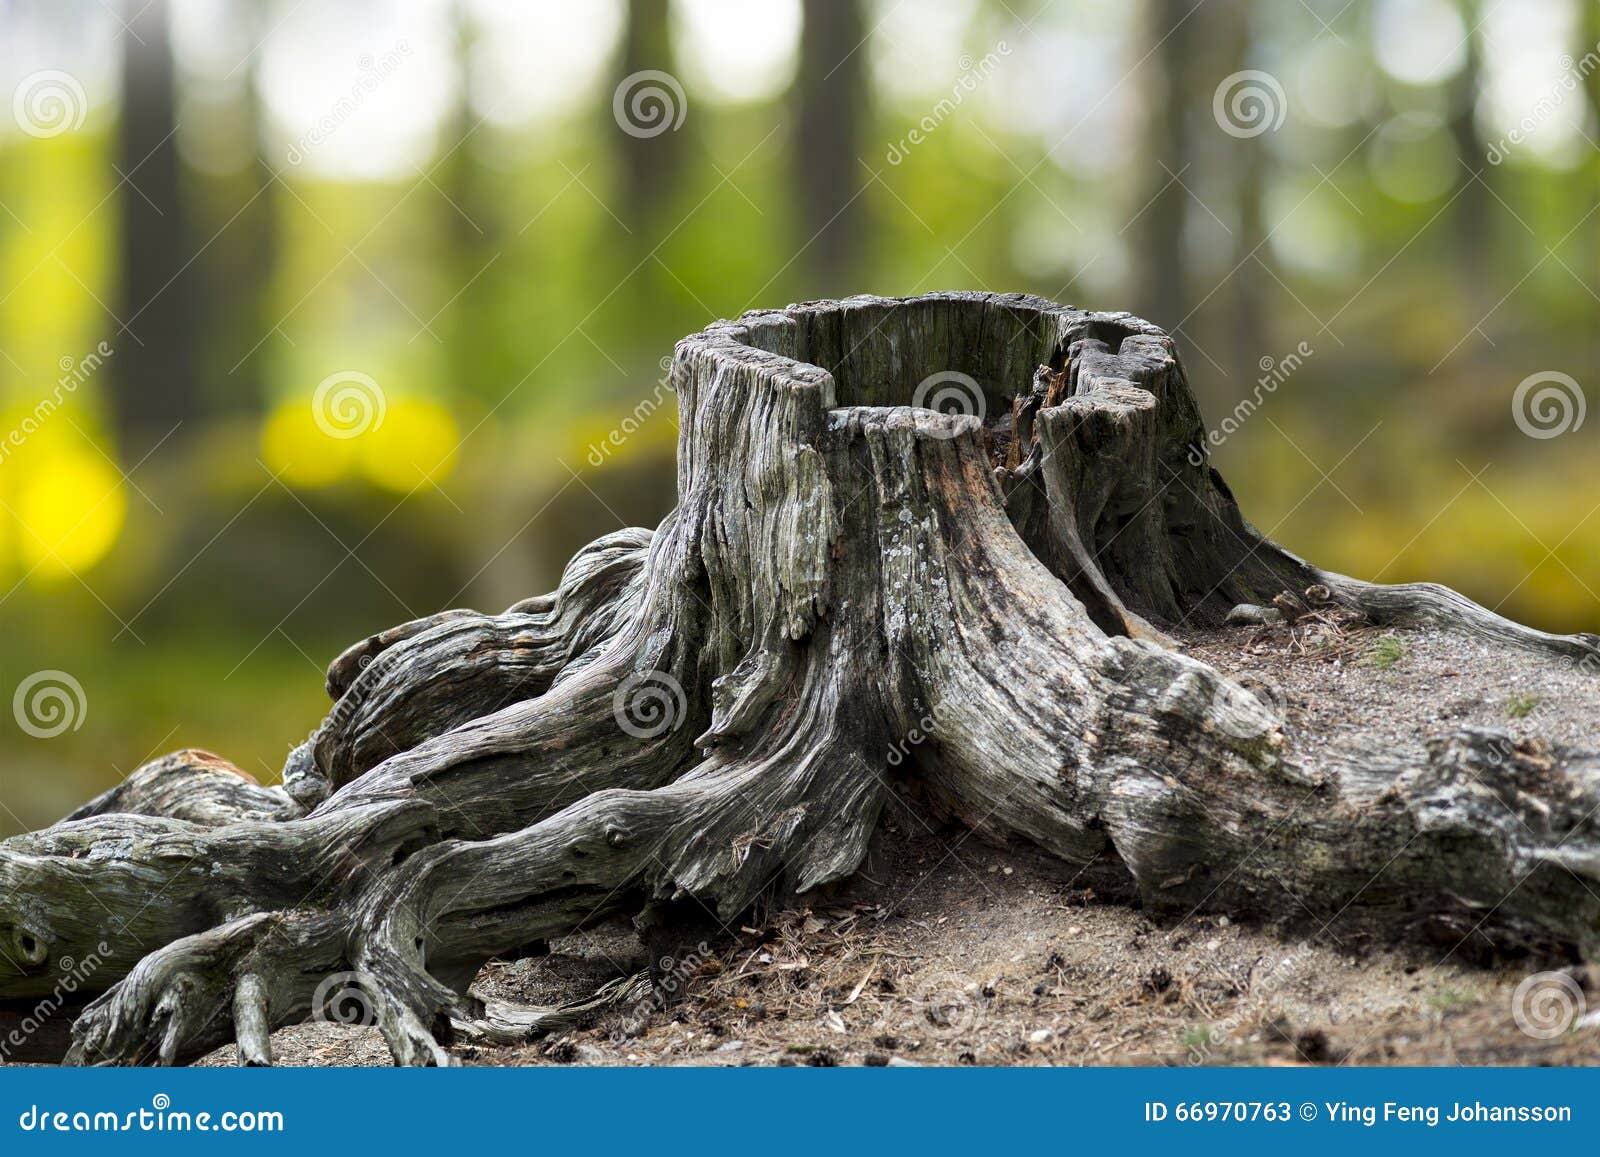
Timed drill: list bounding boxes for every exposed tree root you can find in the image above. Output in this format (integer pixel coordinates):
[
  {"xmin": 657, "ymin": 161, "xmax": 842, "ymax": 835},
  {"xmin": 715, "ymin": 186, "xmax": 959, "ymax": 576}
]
[
  {"xmin": 2, "ymin": 293, "xmax": 1594, "ymax": 1066},
  {"xmin": 65, "ymin": 750, "xmax": 298, "ymax": 827},
  {"xmin": 284, "ymin": 526, "xmax": 655, "ymax": 811}
]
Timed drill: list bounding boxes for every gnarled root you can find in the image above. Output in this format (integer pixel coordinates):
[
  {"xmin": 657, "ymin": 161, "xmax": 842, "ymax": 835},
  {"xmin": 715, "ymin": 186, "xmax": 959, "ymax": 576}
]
[
  {"xmin": 64, "ymin": 750, "xmax": 299, "ymax": 826},
  {"xmin": 350, "ymin": 622, "xmax": 887, "ymax": 1063},
  {"xmin": 0, "ymin": 799, "xmax": 436, "ymax": 1005},
  {"xmin": 285, "ymin": 527, "xmax": 654, "ymax": 810},
  {"xmin": 66, "ymin": 911, "xmax": 347, "ymax": 1067},
  {"xmin": 5, "ymin": 293, "xmax": 1596, "ymax": 1067}
]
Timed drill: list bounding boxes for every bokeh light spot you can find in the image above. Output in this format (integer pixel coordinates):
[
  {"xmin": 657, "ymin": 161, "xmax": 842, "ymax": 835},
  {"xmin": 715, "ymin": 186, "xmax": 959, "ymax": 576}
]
[
  {"xmin": 359, "ymin": 397, "xmax": 460, "ymax": 492},
  {"xmin": 15, "ymin": 450, "xmax": 126, "ymax": 577}
]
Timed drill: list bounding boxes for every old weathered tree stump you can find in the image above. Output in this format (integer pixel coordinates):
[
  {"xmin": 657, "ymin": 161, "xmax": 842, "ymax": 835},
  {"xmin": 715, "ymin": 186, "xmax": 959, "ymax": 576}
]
[{"xmin": 2, "ymin": 293, "xmax": 1596, "ymax": 1066}]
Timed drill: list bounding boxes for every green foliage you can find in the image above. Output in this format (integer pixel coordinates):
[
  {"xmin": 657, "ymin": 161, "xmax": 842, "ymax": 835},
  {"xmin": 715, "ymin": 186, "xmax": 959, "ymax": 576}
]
[
  {"xmin": 1365, "ymin": 636, "xmax": 1406, "ymax": 670},
  {"xmin": 1505, "ymin": 692, "xmax": 1541, "ymax": 719}
]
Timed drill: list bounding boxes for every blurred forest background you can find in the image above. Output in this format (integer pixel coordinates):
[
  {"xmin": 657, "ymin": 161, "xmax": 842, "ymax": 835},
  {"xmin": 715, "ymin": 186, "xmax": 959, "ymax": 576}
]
[{"xmin": 0, "ymin": 0, "xmax": 1596, "ymax": 834}]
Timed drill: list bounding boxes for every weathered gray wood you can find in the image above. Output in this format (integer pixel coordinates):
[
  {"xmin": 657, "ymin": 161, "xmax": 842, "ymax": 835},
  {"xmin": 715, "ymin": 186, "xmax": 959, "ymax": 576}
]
[
  {"xmin": 283, "ymin": 526, "xmax": 654, "ymax": 811},
  {"xmin": 64, "ymin": 750, "xmax": 298, "ymax": 827},
  {"xmin": 1, "ymin": 293, "xmax": 1595, "ymax": 1067}
]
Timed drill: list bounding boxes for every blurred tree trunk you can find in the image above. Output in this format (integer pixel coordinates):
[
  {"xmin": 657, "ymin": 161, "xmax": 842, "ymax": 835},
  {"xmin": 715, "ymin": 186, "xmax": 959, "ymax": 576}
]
[
  {"xmin": 445, "ymin": 3, "xmax": 538, "ymax": 611},
  {"xmin": 1584, "ymin": 1, "xmax": 1600, "ymax": 332},
  {"xmin": 1230, "ymin": 122, "xmax": 1266, "ymax": 382},
  {"xmin": 1448, "ymin": 2, "xmax": 1490, "ymax": 316},
  {"xmin": 443, "ymin": 4, "xmax": 503, "ymax": 361},
  {"xmin": 793, "ymin": 0, "xmax": 866, "ymax": 296},
  {"xmin": 1134, "ymin": 0, "xmax": 1195, "ymax": 332},
  {"xmin": 113, "ymin": 0, "xmax": 198, "ymax": 459},
  {"xmin": 197, "ymin": 0, "xmax": 277, "ymax": 420},
  {"xmin": 1223, "ymin": 0, "xmax": 1265, "ymax": 388},
  {"xmin": 615, "ymin": 0, "xmax": 682, "ymax": 246},
  {"xmin": 611, "ymin": 0, "xmax": 689, "ymax": 348}
]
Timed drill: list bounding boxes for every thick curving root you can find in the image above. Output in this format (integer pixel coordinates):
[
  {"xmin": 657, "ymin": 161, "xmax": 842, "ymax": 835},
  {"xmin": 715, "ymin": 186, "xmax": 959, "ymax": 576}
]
[
  {"xmin": 65, "ymin": 750, "xmax": 299, "ymax": 827},
  {"xmin": 3, "ymin": 293, "xmax": 1596, "ymax": 1067}
]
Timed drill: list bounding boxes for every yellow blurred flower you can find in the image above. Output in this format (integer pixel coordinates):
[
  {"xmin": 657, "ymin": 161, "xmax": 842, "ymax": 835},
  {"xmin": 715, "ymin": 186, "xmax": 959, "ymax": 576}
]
[
  {"xmin": 14, "ymin": 450, "xmax": 126, "ymax": 577},
  {"xmin": 261, "ymin": 394, "xmax": 458, "ymax": 492},
  {"xmin": 358, "ymin": 397, "xmax": 459, "ymax": 492},
  {"xmin": 261, "ymin": 398, "xmax": 362, "ymax": 487}
]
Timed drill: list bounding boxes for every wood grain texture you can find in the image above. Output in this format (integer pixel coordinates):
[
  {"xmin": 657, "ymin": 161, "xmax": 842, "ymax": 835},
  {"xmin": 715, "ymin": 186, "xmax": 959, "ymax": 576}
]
[{"xmin": 1, "ymin": 293, "xmax": 1594, "ymax": 1067}]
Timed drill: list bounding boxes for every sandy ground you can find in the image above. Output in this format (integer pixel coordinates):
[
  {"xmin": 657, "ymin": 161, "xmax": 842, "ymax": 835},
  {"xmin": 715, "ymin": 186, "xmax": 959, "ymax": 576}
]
[
  {"xmin": 191, "ymin": 618, "xmax": 1600, "ymax": 1068},
  {"xmin": 1179, "ymin": 614, "xmax": 1600, "ymax": 757}
]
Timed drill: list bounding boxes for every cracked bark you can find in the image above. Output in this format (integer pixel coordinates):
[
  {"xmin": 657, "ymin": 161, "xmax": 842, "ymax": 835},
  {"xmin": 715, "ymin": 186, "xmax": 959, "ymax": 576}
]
[{"xmin": 1, "ymin": 293, "xmax": 1595, "ymax": 1067}]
